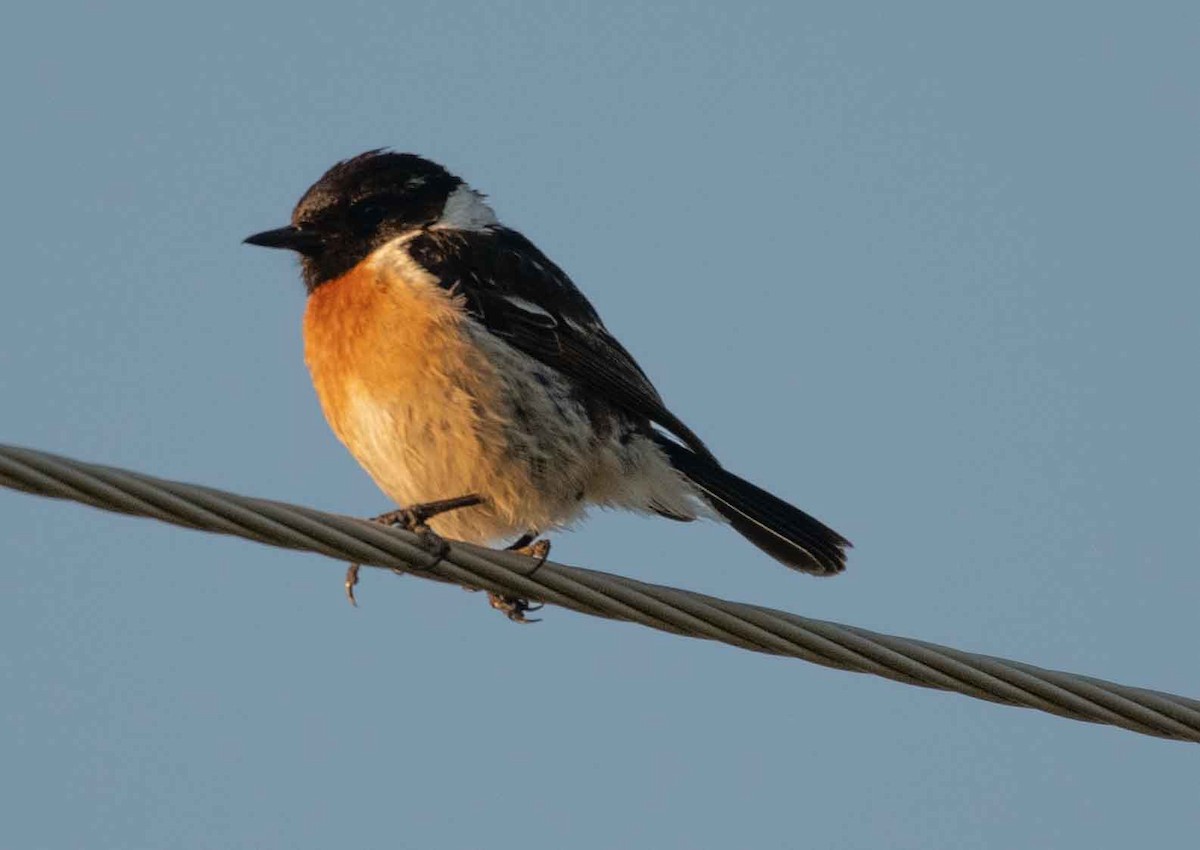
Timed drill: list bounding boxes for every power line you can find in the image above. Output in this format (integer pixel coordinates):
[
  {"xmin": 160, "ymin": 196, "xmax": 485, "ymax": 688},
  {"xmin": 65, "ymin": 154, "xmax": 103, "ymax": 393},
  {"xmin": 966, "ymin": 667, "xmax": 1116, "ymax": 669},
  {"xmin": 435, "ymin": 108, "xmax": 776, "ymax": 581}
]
[{"xmin": 2, "ymin": 442, "xmax": 1197, "ymax": 743}]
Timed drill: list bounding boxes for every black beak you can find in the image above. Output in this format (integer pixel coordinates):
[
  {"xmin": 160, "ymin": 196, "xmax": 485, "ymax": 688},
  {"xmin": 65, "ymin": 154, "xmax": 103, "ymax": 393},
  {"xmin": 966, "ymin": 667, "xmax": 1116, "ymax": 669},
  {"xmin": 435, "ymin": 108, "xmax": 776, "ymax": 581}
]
[{"xmin": 243, "ymin": 225, "xmax": 324, "ymax": 254}]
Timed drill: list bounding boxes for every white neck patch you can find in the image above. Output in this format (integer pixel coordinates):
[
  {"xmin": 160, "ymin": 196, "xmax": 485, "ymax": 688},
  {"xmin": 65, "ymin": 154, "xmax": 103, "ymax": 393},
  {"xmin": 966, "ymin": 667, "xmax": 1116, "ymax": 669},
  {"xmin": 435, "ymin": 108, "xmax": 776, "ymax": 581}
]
[{"xmin": 432, "ymin": 184, "xmax": 498, "ymax": 231}]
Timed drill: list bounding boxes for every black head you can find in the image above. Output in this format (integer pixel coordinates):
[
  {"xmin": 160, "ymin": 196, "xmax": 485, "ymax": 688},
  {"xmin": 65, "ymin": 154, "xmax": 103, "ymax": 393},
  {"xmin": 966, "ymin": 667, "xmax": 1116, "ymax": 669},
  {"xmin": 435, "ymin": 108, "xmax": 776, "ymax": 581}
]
[{"xmin": 245, "ymin": 150, "xmax": 464, "ymax": 291}]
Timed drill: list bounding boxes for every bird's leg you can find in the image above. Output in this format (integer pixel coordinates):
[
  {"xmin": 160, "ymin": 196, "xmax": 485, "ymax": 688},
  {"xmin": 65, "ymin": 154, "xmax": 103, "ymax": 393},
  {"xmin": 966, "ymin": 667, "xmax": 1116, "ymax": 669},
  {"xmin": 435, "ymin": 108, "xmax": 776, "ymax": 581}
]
[
  {"xmin": 483, "ymin": 533, "xmax": 551, "ymax": 623},
  {"xmin": 345, "ymin": 494, "xmax": 484, "ymax": 606}
]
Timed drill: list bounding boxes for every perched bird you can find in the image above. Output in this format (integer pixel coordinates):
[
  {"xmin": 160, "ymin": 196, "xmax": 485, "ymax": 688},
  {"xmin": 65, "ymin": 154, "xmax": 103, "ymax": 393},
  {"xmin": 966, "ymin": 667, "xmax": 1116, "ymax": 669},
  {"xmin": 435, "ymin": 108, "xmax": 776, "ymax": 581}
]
[{"xmin": 245, "ymin": 151, "xmax": 849, "ymax": 619}]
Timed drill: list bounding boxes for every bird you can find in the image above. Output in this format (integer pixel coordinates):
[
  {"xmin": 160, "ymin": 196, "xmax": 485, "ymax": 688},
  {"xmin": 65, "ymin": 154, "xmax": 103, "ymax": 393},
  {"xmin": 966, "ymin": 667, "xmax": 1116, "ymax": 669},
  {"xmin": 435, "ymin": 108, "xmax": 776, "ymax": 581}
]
[{"xmin": 245, "ymin": 150, "xmax": 850, "ymax": 619}]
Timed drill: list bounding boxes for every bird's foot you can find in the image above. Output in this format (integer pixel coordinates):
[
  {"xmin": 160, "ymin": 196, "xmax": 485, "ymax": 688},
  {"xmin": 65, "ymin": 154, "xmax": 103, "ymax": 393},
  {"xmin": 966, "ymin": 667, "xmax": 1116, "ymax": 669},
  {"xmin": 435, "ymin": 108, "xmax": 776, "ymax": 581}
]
[
  {"xmin": 345, "ymin": 494, "xmax": 483, "ymax": 606},
  {"xmin": 487, "ymin": 535, "xmax": 551, "ymax": 622},
  {"xmin": 460, "ymin": 534, "xmax": 551, "ymax": 623},
  {"xmin": 486, "ymin": 593, "xmax": 544, "ymax": 624},
  {"xmin": 508, "ymin": 537, "xmax": 551, "ymax": 576}
]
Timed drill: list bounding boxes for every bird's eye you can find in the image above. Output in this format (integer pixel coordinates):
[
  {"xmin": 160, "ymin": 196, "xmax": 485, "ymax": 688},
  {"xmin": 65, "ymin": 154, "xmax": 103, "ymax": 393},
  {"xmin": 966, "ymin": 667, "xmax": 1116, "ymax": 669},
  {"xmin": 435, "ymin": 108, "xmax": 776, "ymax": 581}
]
[{"xmin": 348, "ymin": 200, "xmax": 389, "ymax": 231}]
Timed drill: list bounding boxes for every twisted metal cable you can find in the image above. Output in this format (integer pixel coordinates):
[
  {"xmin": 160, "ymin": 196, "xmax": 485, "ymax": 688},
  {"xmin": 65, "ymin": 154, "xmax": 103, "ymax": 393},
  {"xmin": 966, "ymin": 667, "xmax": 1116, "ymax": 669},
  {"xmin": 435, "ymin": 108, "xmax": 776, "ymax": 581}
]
[{"xmin": 2, "ymin": 442, "xmax": 1197, "ymax": 743}]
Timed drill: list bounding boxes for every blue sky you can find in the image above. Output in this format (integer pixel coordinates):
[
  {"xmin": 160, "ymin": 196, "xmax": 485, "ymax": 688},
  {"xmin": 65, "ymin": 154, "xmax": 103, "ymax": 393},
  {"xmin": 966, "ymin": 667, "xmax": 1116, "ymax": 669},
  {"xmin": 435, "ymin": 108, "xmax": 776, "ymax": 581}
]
[{"xmin": 1, "ymin": 3, "xmax": 1197, "ymax": 848}]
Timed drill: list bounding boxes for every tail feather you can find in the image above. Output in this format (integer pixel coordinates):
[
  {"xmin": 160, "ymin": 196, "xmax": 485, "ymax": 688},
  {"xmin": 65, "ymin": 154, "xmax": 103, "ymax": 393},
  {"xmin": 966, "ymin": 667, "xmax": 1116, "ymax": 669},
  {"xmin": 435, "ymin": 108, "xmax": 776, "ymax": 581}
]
[{"xmin": 653, "ymin": 434, "xmax": 850, "ymax": 576}]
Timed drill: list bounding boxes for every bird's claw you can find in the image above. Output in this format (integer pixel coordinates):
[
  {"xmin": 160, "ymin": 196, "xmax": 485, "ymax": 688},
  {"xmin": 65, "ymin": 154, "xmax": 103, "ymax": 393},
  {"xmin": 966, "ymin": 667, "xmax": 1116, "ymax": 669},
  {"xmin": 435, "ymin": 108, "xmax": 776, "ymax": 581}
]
[
  {"xmin": 345, "ymin": 562, "xmax": 361, "ymax": 607},
  {"xmin": 471, "ymin": 535, "xmax": 551, "ymax": 622},
  {"xmin": 344, "ymin": 497, "xmax": 480, "ymax": 606},
  {"xmin": 487, "ymin": 592, "xmax": 544, "ymax": 624},
  {"xmin": 511, "ymin": 538, "xmax": 551, "ymax": 576}
]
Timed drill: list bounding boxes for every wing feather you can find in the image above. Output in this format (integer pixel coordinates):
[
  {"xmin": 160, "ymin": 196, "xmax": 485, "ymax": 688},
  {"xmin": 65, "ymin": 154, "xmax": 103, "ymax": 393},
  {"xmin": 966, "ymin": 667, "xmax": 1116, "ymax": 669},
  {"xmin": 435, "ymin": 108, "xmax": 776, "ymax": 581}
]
[{"xmin": 407, "ymin": 228, "xmax": 715, "ymax": 461}]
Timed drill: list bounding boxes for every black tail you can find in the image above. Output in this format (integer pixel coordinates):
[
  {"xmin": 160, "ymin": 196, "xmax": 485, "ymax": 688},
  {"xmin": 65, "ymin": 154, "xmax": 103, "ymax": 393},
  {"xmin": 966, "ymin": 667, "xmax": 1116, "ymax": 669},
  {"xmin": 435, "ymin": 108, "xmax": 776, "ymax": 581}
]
[{"xmin": 653, "ymin": 434, "xmax": 850, "ymax": 576}]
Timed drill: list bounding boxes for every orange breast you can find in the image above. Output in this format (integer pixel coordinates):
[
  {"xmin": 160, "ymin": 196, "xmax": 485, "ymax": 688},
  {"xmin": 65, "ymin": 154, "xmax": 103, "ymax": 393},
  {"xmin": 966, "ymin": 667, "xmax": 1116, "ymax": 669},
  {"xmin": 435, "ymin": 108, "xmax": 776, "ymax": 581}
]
[
  {"xmin": 302, "ymin": 258, "xmax": 460, "ymax": 441},
  {"xmin": 300, "ymin": 252, "xmax": 542, "ymax": 542}
]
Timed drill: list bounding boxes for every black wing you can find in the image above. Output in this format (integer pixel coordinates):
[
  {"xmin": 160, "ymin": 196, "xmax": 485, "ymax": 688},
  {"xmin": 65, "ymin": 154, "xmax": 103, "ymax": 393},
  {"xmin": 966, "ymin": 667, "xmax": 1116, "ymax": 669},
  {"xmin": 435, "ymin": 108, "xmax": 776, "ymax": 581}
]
[{"xmin": 407, "ymin": 227, "xmax": 715, "ymax": 461}]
